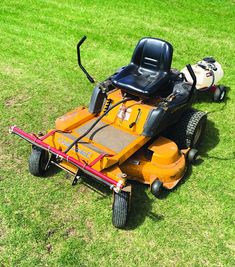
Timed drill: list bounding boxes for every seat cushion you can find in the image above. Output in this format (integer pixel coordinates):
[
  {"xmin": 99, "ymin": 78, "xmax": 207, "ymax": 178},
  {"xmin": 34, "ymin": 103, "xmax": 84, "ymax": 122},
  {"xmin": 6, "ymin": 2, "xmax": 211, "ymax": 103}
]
[{"xmin": 112, "ymin": 65, "xmax": 169, "ymax": 98}]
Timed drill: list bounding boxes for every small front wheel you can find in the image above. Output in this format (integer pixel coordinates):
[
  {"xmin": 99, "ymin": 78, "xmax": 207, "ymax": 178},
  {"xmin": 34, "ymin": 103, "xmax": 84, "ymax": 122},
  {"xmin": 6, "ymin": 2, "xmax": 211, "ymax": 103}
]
[
  {"xmin": 29, "ymin": 146, "xmax": 49, "ymax": 176},
  {"xmin": 187, "ymin": 148, "xmax": 199, "ymax": 164},
  {"xmin": 112, "ymin": 191, "xmax": 130, "ymax": 229},
  {"xmin": 151, "ymin": 179, "xmax": 163, "ymax": 198}
]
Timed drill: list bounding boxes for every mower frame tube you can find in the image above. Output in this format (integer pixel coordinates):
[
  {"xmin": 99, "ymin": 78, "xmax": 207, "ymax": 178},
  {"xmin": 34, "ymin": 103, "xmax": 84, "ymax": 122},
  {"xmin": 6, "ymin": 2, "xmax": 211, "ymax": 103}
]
[{"xmin": 9, "ymin": 126, "xmax": 123, "ymax": 192}]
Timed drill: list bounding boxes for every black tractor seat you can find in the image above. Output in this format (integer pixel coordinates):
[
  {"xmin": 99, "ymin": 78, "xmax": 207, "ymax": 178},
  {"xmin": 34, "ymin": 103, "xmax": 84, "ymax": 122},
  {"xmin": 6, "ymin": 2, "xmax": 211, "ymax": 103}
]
[{"xmin": 112, "ymin": 37, "xmax": 173, "ymax": 98}]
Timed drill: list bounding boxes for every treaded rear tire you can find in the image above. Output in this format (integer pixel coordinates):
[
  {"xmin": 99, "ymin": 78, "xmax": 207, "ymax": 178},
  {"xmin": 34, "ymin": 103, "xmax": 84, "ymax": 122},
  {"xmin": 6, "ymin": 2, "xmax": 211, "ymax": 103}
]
[
  {"xmin": 29, "ymin": 146, "xmax": 49, "ymax": 176},
  {"xmin": 168, "ymin": 109, "xmax": 207, "ymax": 149},
  {"xmin": 112, "ymin": 191, "xmax": 130, "ymax": 229}
]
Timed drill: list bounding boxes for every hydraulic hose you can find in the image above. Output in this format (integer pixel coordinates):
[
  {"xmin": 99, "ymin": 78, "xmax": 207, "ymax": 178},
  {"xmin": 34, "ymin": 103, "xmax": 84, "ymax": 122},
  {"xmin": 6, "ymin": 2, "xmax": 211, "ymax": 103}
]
[{"xmin": 64, "ymin": 97, "xmax": 132, "ymax": 153}]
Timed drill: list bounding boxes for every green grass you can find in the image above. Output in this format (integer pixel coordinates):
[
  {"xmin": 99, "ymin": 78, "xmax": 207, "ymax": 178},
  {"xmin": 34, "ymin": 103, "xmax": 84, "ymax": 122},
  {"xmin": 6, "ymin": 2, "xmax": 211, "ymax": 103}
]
[{"xmin": 1, "ymin": 0, "xmax": 235, "ymax": 266}]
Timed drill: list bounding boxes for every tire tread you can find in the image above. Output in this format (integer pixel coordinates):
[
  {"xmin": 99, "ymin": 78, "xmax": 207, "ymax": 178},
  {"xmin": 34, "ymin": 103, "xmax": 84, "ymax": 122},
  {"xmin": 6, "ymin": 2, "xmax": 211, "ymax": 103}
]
[
  {"xmin": 112, "ymin": 191, "xmax": 129, "ymax": 228},
  {"xmin": 167, "ymin": 109, "xmax": 207, "ymax": 149}
]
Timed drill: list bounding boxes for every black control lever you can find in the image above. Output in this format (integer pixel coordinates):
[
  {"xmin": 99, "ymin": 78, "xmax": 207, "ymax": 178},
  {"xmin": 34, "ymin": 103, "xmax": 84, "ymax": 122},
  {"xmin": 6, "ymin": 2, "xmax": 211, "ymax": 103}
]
[
  {"xmin": 77, "ymin": 36, "xmax": 95, "ymax": 83},
  {"xmin": 186, "ymin": 64, "xmax": 197, "ymax": 99}
]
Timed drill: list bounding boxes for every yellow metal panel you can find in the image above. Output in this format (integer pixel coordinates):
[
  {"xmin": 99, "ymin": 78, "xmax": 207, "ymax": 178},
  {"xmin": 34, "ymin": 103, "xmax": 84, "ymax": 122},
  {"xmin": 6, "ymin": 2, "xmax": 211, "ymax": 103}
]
[
  {"xmin": 55, "ymin": 107, "xmax": 95, "ymax": 131},
  {"xmin": 149, "ymin": 136, "xmax": 180, "ymax": 165},
  {"xmin": 120, "ymin": 136, "xmax": 186, "ymax": 187}
]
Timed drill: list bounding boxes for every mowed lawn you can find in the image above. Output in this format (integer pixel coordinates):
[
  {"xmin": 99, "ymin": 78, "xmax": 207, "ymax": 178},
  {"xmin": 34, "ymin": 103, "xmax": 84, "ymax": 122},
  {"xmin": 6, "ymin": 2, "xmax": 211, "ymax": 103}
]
[{"xmin": 0, "ymin": 0, "xmax": 235, "ymax": 266}]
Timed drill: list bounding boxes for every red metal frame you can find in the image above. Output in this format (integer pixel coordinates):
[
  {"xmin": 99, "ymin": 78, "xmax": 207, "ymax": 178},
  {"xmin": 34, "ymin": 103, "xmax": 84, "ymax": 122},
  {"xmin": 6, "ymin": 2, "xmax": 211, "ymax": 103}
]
[
  {"xmin": 88, "ymin": 153, "xmax": 113, "ymax": 167},
  {"xmin": 40, "ymin": 129, "xmax": 58, "ymax": 141},
  {"xmin": 9, "ymin": 126, "xmax": 123, "ymax": 190},
  {"xmin": 40, "ymin": 129, "xmax": 72, "ymax": 141}
]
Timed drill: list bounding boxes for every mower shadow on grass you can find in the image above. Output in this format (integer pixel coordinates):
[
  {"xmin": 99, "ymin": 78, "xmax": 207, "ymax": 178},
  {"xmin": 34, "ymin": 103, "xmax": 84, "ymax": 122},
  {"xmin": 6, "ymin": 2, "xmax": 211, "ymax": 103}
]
[
  {"xmin": 126, "ymin": 183, "xmax": 164, "ymax": 230},
  {"xmin": 199, "ymin": 119, "xmax": 220, "ymax": 158},
  {"xmin": 76, "ymin": 174, "xmax": 111, "ymax": 197},
  {"xmin": 201, "ymin": 119, "xmax": 235, "ymax": 161},
  {"xmin": 43, "ymin": 164, "xmax": 62, "ymax": 178}
]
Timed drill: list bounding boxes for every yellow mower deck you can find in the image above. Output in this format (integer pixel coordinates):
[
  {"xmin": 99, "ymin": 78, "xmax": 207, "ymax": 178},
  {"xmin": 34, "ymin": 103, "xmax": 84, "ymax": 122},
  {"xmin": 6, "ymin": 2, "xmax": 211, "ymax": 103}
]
[{"xmin": 43, "ymin": 89, "xmax": 187, "ymax": 189}]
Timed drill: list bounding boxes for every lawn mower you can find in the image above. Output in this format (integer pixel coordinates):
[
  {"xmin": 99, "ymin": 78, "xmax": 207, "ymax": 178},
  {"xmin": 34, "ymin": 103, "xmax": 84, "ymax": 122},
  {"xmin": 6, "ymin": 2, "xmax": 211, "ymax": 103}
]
[
  {"xmin": 10, "ymin": 36, "xmax": 207, "ymax": 228},
  {"xmin": 181, "ymin": 57, "xmax": 226, "ymax": 102}
]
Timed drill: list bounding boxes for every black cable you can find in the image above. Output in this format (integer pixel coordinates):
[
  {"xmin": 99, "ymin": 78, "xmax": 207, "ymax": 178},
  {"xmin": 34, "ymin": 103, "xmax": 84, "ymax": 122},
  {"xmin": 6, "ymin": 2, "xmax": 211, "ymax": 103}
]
[{"xmin": 64, "ymin": 97, "xmax": 132, "ymax": 153}]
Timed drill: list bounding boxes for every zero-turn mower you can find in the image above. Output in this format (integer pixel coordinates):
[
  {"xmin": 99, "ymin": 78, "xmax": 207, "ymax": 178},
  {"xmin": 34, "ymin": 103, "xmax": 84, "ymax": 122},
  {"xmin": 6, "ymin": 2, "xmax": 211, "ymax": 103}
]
[{"xmin": 10, "ymin": 36, "xmax": 207, "ymax": 228}]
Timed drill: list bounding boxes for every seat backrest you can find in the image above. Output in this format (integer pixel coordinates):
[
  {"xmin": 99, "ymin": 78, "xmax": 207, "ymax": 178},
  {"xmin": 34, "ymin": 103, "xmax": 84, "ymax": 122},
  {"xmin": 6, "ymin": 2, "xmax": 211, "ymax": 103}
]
[{"xmin": 131, "ymin": 37, "xmax": 173, "ymax": 73}]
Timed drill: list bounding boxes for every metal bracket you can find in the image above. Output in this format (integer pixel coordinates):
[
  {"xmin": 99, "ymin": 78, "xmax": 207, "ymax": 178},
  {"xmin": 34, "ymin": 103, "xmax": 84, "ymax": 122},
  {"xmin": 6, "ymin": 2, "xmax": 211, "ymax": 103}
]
[
  {"xmin": 72, "ymin": 169, "xmax": 82, "ymax": 186},
  {"xmin": 45, "ymin": 153, "xmax": 53, "ymax": 171}
]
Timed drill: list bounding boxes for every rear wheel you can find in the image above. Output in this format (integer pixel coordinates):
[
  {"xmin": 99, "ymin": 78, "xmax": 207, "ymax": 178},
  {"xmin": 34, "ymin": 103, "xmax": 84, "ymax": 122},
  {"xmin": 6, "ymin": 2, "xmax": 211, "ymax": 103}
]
[
  {"xmin": 213, "ymin": 85, "xmax": 226, "ymax": 102},
  {"xmin": 29, "ymin": 146, "xmax": 49, "ymax": 176},
  {"xmin": 168, "ymin": 109, "xmax": 207, "ymax": 149},
  {"xmin": 112, "ymin": 191, "xmax": 130, "ymax": 229}
]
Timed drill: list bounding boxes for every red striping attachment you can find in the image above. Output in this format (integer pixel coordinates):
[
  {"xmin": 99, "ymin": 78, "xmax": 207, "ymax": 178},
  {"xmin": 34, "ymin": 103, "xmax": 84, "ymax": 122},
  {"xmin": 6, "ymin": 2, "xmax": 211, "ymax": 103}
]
[{"xmin": 9, "ymin": 126, "xmax": 123, "ymax": 190}]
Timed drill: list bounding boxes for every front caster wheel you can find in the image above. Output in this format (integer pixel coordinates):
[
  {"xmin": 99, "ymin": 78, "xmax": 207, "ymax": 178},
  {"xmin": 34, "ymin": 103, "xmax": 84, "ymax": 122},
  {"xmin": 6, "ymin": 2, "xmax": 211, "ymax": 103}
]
[
  {"xmin": 29, "ymin": 146, "xmax": 49, "ymax": 176},
  {"xmin": 112, "ymin": 191, "xmax": 130, "ymax": 229},
  {"xmin": 187, "ymin": 148, "xmax": 199, "ymax": 164},
  {"xmin": 151, "ymin": 179, "xmax": 163, "ymax": 198},
  {"xmin": 213, "ymin": 85, "xmax": 226, "ymax": 102}
]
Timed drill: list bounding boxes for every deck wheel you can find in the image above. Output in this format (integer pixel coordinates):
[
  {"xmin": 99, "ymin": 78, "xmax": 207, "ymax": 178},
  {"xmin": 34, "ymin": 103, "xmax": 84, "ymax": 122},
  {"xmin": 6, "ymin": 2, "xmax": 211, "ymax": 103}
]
[
  {"xmin": 151, "ymin": 179, "xmax": 163, "ymax": 198},
  {"xmin": 28, "ymin": 146, "xmax": 49, "ymax": 176},
  {"xmin": 187, "ymin": 149, "xmax": 199, "ymax": 164},
  {"xmin": 112, "ymin": 191, "xmax": 130, "ymax": 229}
]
